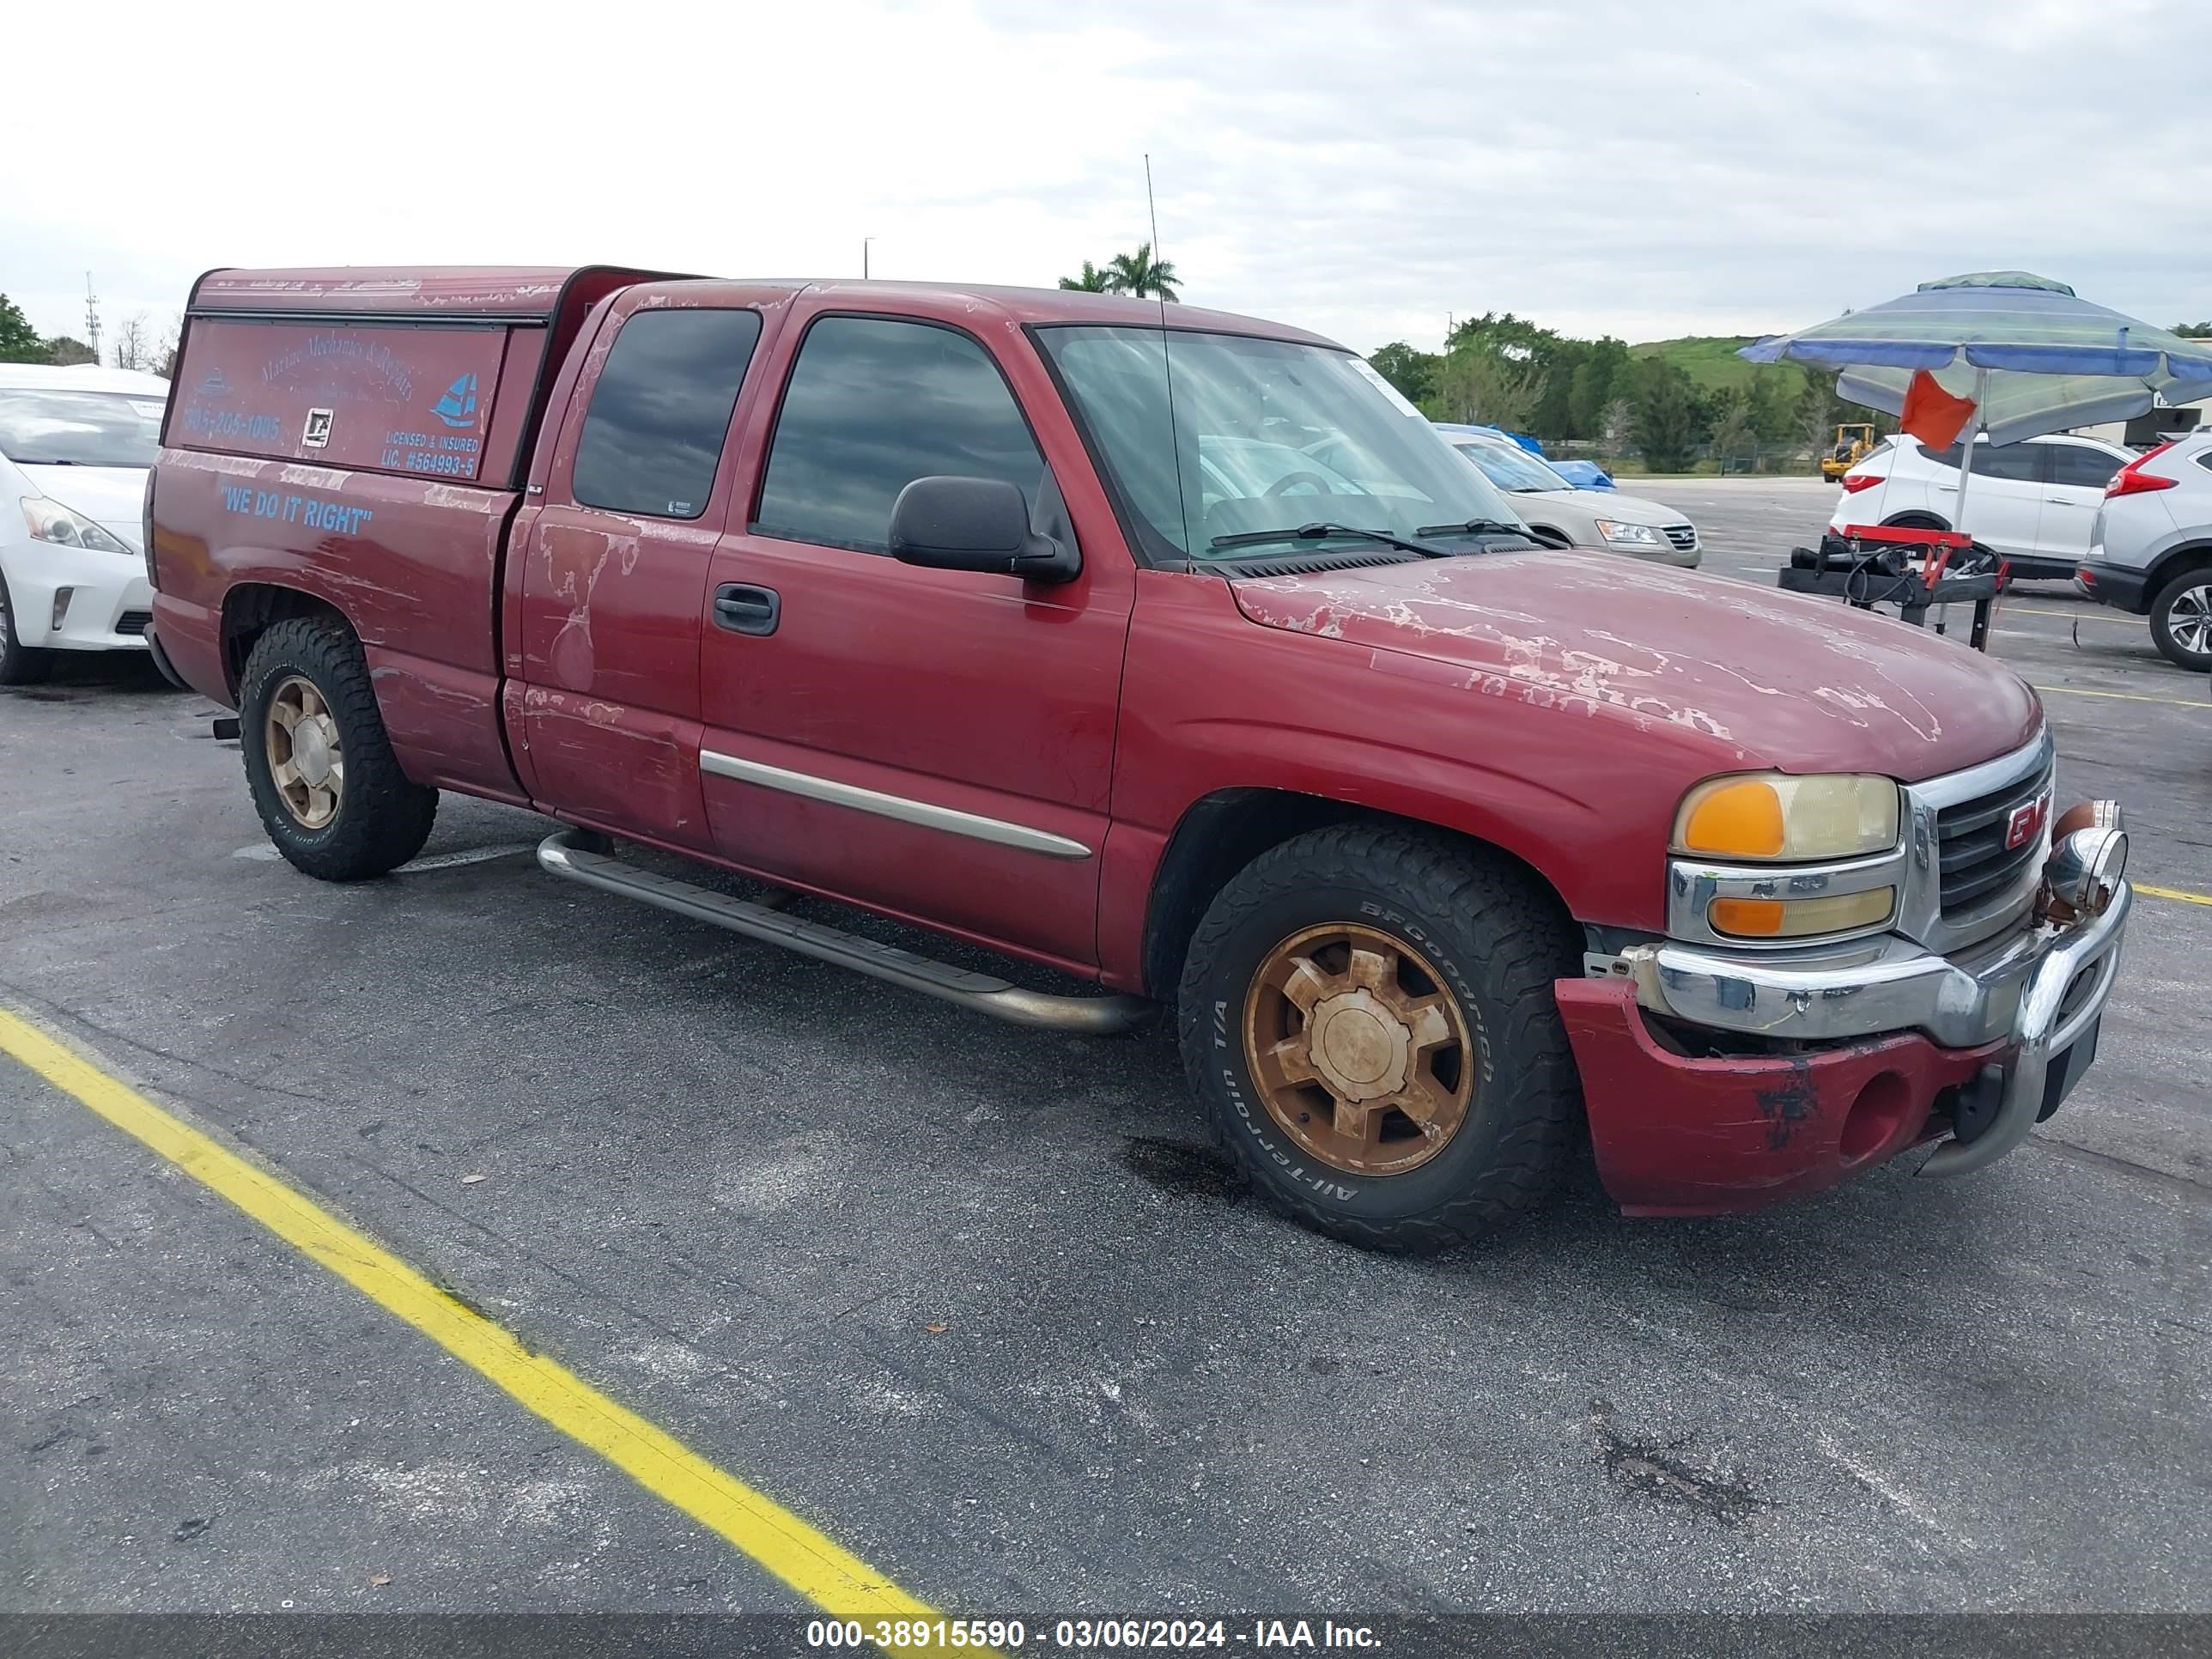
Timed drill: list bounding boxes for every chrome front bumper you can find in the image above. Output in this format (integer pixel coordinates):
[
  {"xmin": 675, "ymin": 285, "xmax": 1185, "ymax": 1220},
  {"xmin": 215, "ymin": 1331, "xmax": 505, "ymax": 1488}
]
[{"xmin": 1613, "ymin": 880, "xmax": 2132, "ymax": 1178}]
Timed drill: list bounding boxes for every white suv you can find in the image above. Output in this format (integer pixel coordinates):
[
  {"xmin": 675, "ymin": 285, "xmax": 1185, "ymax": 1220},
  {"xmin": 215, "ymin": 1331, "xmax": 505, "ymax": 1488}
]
[
  {"xmin": 1829, "ymin": 431, "xmax": 2132, "ymax": 580},
  {"xmin": 2077, "ymin": 430, "xmax": 2212, "ymax": 672}
]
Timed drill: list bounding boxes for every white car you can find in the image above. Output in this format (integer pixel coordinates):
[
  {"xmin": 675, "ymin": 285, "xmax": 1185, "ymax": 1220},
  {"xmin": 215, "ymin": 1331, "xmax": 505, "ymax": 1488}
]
[
  {"xmin": 1829, "ymin": 431, "xmax": 2131, "ymax": 581},
  {"xmin": 1437, "ymin": 426, "xmax": 1700, "ymax": 567},
  {"xmin": 2076, "ymin": 429, "xmax": 2212, "ymax": 672},
  {"xmin": 0, "ymin": 363, "xmax": 168, "ymax": 684}
]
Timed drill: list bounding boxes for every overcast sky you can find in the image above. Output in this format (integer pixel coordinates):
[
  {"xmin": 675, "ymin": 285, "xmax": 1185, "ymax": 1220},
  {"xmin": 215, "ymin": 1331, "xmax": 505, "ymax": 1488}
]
[{"xmin": 6, "ymin": 0, "xmax": 2205, "ymax": 357}]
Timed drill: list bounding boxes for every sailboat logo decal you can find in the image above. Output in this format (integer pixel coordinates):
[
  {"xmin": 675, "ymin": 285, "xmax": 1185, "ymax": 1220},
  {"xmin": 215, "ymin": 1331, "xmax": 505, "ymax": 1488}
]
[{"xmin": 432, "ymin": 374, "xmax": 479, "ymax": 429}]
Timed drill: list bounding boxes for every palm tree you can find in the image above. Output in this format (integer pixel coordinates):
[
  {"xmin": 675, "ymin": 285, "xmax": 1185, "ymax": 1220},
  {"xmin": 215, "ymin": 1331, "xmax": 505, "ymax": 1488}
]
[
  {"xmin": 1057, "ymin": 261, "xmax": 1114, "ymax": 293},
  {"xmin": 1104, "ymin": 243, "xmax": 1180, "ymax": 302}
]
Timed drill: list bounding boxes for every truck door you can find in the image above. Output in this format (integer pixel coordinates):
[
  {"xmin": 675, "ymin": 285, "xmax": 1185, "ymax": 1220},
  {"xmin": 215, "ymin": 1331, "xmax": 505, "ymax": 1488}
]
[
  {"xmin": 513, "ymin": 302, "xmax": 764, "ymax": 850},
  {"xmin": 695, "ymin": 306, "xmax": 1135, "ymax": 973}
]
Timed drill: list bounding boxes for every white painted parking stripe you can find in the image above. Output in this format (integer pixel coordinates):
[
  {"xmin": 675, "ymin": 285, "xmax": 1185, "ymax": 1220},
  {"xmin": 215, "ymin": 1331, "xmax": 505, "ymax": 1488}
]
[{"xmin": 231, "ymin": 842, "xmax": 537, "ymax": 872}]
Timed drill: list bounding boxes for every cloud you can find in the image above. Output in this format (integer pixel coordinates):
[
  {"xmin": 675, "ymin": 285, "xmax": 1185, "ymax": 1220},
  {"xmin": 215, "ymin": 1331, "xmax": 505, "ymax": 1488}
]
[{"xmin": 3, "ymin": 0, "xmax": 2203, "ymax": 353}]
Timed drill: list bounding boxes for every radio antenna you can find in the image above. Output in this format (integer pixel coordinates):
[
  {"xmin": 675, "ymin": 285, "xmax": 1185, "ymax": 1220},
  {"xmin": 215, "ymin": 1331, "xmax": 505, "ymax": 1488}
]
[{"xmin": 1146, "ymin": 152, "xmax": 1192, "ymax": 558}]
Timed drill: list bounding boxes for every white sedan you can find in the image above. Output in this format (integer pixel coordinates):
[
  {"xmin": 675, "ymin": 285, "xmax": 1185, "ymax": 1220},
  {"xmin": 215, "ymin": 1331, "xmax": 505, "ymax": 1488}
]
[
  {"xmin": 0, "ymin": 363, "xmax": 169, "ymax": 684},
  {"xmin": 1439, "ymin": 426, "xmax": 1701, "ymax": 567}
]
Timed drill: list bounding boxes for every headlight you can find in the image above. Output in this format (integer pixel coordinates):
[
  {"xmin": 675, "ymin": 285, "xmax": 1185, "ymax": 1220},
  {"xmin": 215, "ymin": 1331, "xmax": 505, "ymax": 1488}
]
[
  {"xmin": 21, "ymin": 496, "xmax": 134, "ymax": 556},
  {"xmin": 1674, "ymin": 773, "xmax": 1901, "ymax": 861},
  {"xmin": 1594, "ymin": 519, "xmax": 1659, "ymax": 546}
]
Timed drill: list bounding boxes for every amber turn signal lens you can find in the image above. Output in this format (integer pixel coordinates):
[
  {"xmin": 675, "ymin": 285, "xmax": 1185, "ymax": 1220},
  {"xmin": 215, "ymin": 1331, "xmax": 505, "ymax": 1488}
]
[
  {"xmin": 1680, "ymin": 781, "xmax": 1785, "ymax": 860},
  {"xmin": 1710, "ymin": 889, "xmax": 1896, "ymax": 940},
  {"xmin": 1709, "ymin": 897, "xmax": 1784, "ymax": 936}
]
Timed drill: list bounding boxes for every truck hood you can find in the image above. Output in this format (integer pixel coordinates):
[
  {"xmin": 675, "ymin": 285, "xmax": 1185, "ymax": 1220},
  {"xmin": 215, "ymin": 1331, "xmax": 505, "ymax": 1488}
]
[
  {"xmin": 1510, "ymin": 488, "xmax": 1682, "ymax": 526},
  {"xmin": 1229, "ymin": 550, "xmax": 2041, "ymax": 781},
  {"xmin": 16, "ymin": 463, "xmax": 148, "ymax": 551}
]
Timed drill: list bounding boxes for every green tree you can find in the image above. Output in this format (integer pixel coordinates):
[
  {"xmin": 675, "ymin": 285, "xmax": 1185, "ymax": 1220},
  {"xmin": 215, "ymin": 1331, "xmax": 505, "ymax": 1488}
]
[
  {"xmin": 1429, "ymin": 348, "xmax": 1543, "ymax": 430},
  {"xmin": 1707, "ymin": 389, "xmax": 1757, "ymax": 473},
  {"xmin": 2175, "ymin": 322, "xmax": 2211, "ymax": 338},
  {"xmin": 45, "ymin": 335, "xmax": 97, "ymax": 366},
  {"xmin": 1568, "ymin": 338, "xmax": 1632, "ymax": 438},
  {"xmin": 1104, "ymin": 243, "xmax": 1179, "ymax": 301},
  {"xmin": 1746, "ymin": 371, "xmax": 1801, "ymax": 449},
  {"xmin": 1368, "ymin": 341, "xmax": 1439, "ymax": 404},
  {"xmin": 1057, "ymin": 261, "xmax": 1114, "ymax": 293},
  {"xmin": 0, "ymin": 294, "xmax": 46, "ymax": 364},
  {"xmin": 1627, "ymin": 358, "xmax": 1707, "ymax": 472}
]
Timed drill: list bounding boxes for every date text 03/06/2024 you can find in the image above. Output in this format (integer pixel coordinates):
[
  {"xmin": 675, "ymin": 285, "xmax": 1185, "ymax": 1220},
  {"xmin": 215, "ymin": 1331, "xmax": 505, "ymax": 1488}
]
[{"xmin": 804, "ymin": 1619, "xmax": 1383, "ymax": 1650}]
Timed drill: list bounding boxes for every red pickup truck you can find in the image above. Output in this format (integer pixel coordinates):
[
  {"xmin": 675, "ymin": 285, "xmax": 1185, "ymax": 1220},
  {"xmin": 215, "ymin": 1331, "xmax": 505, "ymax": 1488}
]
[{"xmin": 145, "ymin": 265, "xmax": 2134, "ymax": 1249}]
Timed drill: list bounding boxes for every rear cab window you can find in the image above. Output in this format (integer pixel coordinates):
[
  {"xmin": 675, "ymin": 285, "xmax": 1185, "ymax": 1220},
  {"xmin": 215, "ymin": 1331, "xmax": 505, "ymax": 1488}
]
[{"xmin": 570, "ymin": 307, "xmax": 763, "ymax": 520}]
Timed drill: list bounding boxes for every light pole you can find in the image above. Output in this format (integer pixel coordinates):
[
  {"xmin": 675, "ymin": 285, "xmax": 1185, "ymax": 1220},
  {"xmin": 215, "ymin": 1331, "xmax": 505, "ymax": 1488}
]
[{"xmin": 863, "ymin": 237, "xmax": 875, "ymax": 280}]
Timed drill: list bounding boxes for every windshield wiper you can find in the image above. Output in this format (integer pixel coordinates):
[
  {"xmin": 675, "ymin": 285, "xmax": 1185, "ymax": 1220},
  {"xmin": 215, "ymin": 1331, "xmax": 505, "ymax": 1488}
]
[
  {"xmin": 1415, "ymin": 518, "xmax": 1534, "ymax": 540},
  {"xmin": 1210, "ymin": 521, "xmax": 1449, "ymax": 558}
]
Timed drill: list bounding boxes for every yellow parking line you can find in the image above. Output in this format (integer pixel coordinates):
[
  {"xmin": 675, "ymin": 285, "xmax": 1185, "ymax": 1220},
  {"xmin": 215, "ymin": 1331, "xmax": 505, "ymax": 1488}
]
[
  {"xmin": 0, "ymin": 1006, "xmax": 938, "ymax": 1626},
  {"xmin": 2139, "ymin": 882, "xmax": 2212, "ymax": 908},
  {"xmin": 2008, "ymin": 607, "xmax": 2147, "ymax": 625},
  {"xmin": 2033, "ymin": 683, "xmax": 2209, "ymax": 708}
]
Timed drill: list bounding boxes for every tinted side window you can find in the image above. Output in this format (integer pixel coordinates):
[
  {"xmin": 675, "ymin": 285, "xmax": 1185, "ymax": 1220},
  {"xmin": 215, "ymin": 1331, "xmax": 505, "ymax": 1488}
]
[
  {"xmin": 572, "ymin": 308, "xmax": 762, "ymax": 520},
  {"xmin": 2197, "ymin": 451, "xmax": 2212, "ymax": 475},
  {"xmin": 2048, "ymin": 445, "xmax": 2124, "ymax": 489},
  {"xmin": 1975, "ymin": 444, "xmax": 2043, "ymax": 483},
  {"xmin": 755, "ymin": 317, "xmax": 1044, "ymax": 553},
  {"xmin": 1917, "ymin": 441, "xmax": 1962, "ymax": 471}
]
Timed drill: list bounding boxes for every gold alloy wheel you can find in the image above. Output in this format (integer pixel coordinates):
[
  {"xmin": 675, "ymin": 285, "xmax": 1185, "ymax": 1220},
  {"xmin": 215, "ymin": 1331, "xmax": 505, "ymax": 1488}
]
[
  {"xmin": 265, "ymin": 674, "xmax": 344, "ymax": 830},
  {"xmin": 1241, "ymin": 921, "xmax": 1476, "ymax": 1176}
]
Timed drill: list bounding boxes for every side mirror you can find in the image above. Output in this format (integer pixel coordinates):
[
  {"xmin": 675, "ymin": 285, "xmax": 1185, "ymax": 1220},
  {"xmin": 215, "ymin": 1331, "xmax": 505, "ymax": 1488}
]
[{"xmin": 888, "ymin": 476, "xmax": 1079, "ymax": 583}]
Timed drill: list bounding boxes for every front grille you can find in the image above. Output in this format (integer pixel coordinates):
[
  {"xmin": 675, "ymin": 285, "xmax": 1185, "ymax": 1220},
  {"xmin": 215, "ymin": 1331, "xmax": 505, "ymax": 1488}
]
[
  {"xmin": 1662, "ymin": 524, "xmax": 1698, "ymax": 551},
  {"xmin": 1935, "ymin": 757, "xmax": 2054, "ymax": 915},
  {"xmin": 115, "ymin": 611, "xmax": 152, "ymax": 637}
]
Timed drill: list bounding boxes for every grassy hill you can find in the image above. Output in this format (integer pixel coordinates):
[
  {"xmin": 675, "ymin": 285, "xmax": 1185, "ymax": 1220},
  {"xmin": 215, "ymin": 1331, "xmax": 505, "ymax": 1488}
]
[{"xmin": 1629, "ymin": 335, "xmax": 1777, "ymax": 394}]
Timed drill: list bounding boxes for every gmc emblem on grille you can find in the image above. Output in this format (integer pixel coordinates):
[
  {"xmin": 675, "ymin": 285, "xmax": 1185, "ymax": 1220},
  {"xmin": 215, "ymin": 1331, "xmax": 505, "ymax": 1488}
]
[{"xmin": 2006, "ymin": 792, "xmax": 2052, "ymax": 851}]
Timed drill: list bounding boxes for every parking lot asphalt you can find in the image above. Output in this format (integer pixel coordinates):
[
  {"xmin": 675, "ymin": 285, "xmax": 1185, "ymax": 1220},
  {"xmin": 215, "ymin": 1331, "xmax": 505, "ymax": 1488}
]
[{"xmin": 3, "ymin": 481, "xmax": 2208, "ymax": 1625}]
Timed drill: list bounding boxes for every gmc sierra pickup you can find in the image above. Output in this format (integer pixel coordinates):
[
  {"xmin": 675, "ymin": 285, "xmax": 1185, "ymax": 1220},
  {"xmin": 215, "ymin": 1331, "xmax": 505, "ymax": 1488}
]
[{"xmin": 144, "ymin": 265, "xmax": 2133, "ymax": 1249}]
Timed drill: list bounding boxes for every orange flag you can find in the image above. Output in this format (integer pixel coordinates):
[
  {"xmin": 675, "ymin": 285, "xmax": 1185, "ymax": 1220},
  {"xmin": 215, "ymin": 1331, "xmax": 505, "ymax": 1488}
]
[{"xmin": 1899, "ymin": 368, "xmax": 1978, "ymax": 447}]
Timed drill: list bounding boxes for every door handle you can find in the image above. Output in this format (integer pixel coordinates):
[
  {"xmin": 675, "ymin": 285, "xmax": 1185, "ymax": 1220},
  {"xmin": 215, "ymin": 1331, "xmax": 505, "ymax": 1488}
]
[
  {"xmin": 2045, "ymin": 496, "xmax": 2071, "ymax": 504},
  {"xmin": 713, "ymin": 583, "xmax": 780, "ymax": 636}
]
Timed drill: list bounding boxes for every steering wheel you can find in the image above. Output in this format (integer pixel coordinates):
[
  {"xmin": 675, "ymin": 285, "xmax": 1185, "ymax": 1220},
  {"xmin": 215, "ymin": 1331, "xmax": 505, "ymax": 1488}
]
[{"xmin": 1265, "ymin": 470, "xmax": 1334, "ymax": 498}]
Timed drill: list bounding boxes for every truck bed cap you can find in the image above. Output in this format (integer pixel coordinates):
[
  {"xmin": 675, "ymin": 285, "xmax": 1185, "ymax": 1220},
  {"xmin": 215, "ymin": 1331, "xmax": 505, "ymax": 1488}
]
[{"xmin": 189, "ymin": 266, "xmax": 647, "ymax": 319}]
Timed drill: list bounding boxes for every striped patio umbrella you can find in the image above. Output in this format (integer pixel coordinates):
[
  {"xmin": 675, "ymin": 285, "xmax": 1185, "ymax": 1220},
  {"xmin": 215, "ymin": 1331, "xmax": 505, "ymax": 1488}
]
[{"xmin": 1741, "ymin": 272, "xmax": 2212, "ymax": 527}]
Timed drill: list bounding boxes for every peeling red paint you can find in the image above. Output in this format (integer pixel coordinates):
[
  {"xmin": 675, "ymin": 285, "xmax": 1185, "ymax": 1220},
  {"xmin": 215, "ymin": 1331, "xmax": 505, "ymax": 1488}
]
[{"xmin": 1231, "ymin": 551, "xmax": 2040, "ymax": 780}]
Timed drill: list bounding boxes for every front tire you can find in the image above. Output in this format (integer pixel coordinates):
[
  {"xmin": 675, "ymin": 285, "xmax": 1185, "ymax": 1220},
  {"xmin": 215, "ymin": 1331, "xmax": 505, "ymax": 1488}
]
[
  {"xmin": 1176, "ymin": 824, "xmax": 1583, "ymax": 1252},
  {"xmin": 239, "ymin": 617, "xmax": 437, "ymax": 880},
  {"xmin": 2148, "ymin": 570, "xmax": 2212, "ymax": 672},
  {"xmin": 0, "ymin": 570, "xmax": 54, "ymax": 685}
]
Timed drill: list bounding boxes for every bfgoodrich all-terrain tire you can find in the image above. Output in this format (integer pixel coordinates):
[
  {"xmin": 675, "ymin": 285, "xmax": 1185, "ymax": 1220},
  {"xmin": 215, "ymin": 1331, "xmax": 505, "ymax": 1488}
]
[
  {"xmin": 2148, "ymin": 569, "xmax": 2212, "ymax": 673},
  {"xmin": 239, "ymin": 617, "xmax": 437, "ymax": 881},
  {"xmin": 1177, "ymin": 823, "xmax": 1583, "ymax": 1252}
]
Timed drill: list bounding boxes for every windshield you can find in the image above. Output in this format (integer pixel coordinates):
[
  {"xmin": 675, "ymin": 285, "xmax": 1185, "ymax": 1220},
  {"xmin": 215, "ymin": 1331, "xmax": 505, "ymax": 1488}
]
[
  {"xmin": 1036, "ymin": 327, "xmax": 1525, "ymax": 560},
  {"xmin": 0, "ymin": 387, "xmax": 166, "ymax": 467},
  {"xmin": 1451, "ymin": 438, "xmax": 1573, "ymax": 494}
]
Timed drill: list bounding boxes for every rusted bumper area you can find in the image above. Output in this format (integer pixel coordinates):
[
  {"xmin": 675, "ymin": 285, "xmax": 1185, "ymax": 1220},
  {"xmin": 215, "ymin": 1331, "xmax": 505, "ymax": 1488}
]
[{"xmin": 1555, "ymin": 979, "xmax": 2008, "ymax": 1217}]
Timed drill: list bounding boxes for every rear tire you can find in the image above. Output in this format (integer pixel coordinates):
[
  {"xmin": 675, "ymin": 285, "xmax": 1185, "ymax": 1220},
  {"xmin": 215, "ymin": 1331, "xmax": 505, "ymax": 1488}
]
[
  {"xmin": 2148, "ymin": 569, "xmax": 2212, "ymax": 672},
  {"xmin": 1176, "ymin": 823, "xmax": 1583, "ymax": 1252},
  {"xmin": 0, "ymin": 570, "xmax": 54, "ymax": 685},
  {"xmin": 239, "ymin": 617, "xmax": 437, "ymax": 880}
]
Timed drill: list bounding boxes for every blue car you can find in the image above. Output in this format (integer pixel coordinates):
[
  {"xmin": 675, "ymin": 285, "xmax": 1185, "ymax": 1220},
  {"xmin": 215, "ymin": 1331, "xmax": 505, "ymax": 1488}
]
[{"xmin": 1431, "ymin": 422, "xmax": 1614, "ymax": 489}]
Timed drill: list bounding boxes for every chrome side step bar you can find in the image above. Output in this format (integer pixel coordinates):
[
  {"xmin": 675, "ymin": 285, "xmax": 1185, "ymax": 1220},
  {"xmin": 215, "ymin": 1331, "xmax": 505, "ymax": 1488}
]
[{"xmin": 536, "ymin": 830, "xmax": 1155, "ymax": 1036}]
